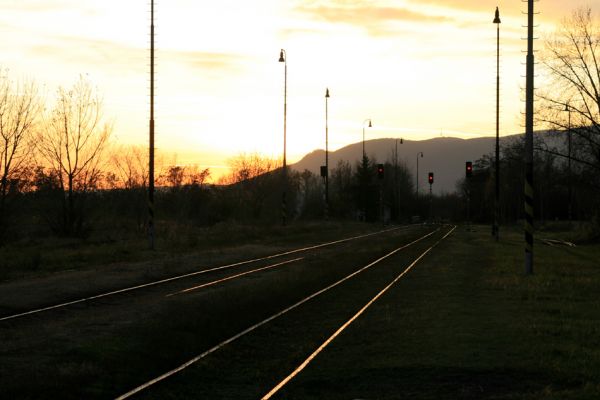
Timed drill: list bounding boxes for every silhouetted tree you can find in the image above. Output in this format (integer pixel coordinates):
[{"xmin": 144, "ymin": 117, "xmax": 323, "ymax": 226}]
[
  {"xmin": 537, "ymin": 6, "xmax": 600, "ymax": 230},
  {"xmin": 297, "ymin": 169, "xmax": 322, "ymax": 219},
  {"xmin": 220, "ymin": 153, "xmax": 281, "ymax": 220},
  {"xmin": 0, "ymin": 73, "xmax": 40, "ymax": 236},
  {"xmin": 36, "ymin": 76, "xmax": 111, "ymax": 235},
  {"xmin": 354, "ymin": 155, "xmax": 378, "ymax": 221},
  {"xmin": 185, "ymin": 165, "xmax": 211, "ymax": 187},
  {"xmin": 539, "ymin": 7, "xmax": 600, "ymax": 181},
  {"xmin": 330, "ymin": 160, "xmax": 354, "ymax": 218},
  {"xmin": 111, "ymin": 145, "xmax": 149, "ymax": 190},
  {"xmin": 384, "ymin": 149, "xmax": 414, "ymax": 222}
]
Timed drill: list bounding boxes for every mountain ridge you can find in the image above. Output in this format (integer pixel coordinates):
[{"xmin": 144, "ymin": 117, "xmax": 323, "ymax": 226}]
[{"xmin": 291, "ymin": 134, "xmax": 527, "ymax": 194}]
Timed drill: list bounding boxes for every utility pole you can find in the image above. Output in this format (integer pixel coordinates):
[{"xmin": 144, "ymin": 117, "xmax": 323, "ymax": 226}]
[
  {"xmin": 278, "ymin": 49, "xmax": 287, "ymax": 226},
  {"xmin": 362, "ymin": 119, "xmax": 372, "ymax": 159},
  {"xmin": 493, "ymin": 7, "xmax": 501, "ymax": 241},
  {"xmin": 429, "ymin": 182, "xmax": 433, "ymax": 222},
  {"xmin": 395, "ymin": 138, "xmax": 403, "ymax": 222},
  {"xmin": 377, "ymin": 164, "xmax": 384, "ymax": 225},
  {"xmin": 466, "ymin": 162, "xmax": 472, "ymax": 230},
  {"xmin": 565, "ymin": 103, "xmax": 572, "ymax": 223},
  {"xmin": 395, "ymin": 139, "xmax": 399, "ymax": 222},
  {"xmin": 416, "ymin": 152, "xmax": 423, "ymax": 197},
  {"xmin": 524, "ymin": 0, "xmax": 535, "ymax": 275},
  {"xmin": 325, "ymin": 88, "xmax": 330, "ymax": 219},
  {"xmin": 148, "ymin": 0, "xmax": 155, "ymax": 250}
]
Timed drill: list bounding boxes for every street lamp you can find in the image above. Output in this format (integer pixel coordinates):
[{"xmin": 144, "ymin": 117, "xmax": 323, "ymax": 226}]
[
  {"xmin": 325, "ymin": 88, "xmax": 330, "ymax": 218},
  {"xmin": 416, "ymin": 152, "xmax": 424, "ymax": 197},
  {"xmin": 279, "ymin": 49, "xmax": 287, "ymax": 226},
  {"xmin": 565, "ymin": 103, "xmax": 572, "ymax": 222},
  {"xmin": 493, "ymin": 6, "xmax": 501, "ymax": 241},
  {"xmin": 362, "ymin": 119, "xmax": 372, "ymax": 159}
]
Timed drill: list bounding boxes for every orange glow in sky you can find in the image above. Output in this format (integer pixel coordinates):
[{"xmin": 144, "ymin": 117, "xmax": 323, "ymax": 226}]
[{"xmin": 0, "ymin": 0, "xmax": 590, "ymax": 177}]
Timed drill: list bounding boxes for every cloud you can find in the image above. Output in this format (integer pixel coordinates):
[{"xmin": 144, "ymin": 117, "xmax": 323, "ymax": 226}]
[
  {"xmin": 295, "ymin": 3, "xmax": 454, "ymax": 35},
  {"xmin": 27, "ymin": 36, "xmax": 144, "ymax": 75},
  {"xmin": 3, "ymin": 0, "xmax": 95, "ymax": 14},
  {"xmin": 26, "ymin": 33, "xmax": 244, "ymax": 77},
  {"xmin": 170, "ymin": 51, "xmax": 244, "ymax": 72},
  {"xmin": 405, "ymin": 0, "xmax": 592, "ymax": 22}
]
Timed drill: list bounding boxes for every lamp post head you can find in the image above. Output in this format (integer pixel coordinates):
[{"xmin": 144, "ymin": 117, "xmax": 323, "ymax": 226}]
[
  {"xmin": 279, "ymin": 49, "xmax": 285, "ymax": 63},
  {"xmin": 493, "ymin": 7, "xmax": 501, "ymax": 24},
  {"xmin": 325, "ymin": 88, "xmax": 330, "ymax": 98}
]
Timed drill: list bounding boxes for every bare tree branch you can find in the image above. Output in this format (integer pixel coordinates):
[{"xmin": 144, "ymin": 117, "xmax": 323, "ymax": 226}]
[
  {"xmin": 36, "ymin": 76, "xmax": 112, "ymax": 234},
  {"xmin": 0, "ymin": 71, "xmax": 41, "ymax": 224},
  {"xmin": 539, "ymin": 6, "xmax": 600, "ymax": 177}
]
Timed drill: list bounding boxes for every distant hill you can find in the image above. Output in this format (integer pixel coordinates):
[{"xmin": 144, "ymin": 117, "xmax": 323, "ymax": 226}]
[{"xmin": 291, "ymin": 134, "xmax": 528, "ymax": 194}]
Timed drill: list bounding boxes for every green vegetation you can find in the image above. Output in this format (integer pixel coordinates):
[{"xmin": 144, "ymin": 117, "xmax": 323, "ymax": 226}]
[
  {"xmin": 274, "ymin": 225, "xmax": 600, "ymax": 399},
  {"xmin": 133, "ymin": 224, "xmax": 598, "ymax": 399},
  {"xmin": 0, "ymin": 220, "xmax": 380, "ymax": 281},
  {"xmin": 0, "ymin": 225, "xmax": 434, "ymax": 399},
  {"xmin": 1, "ymin": 5, "xmax": 598, "ymax": 397},
  {"xmin": 1, "ymin": 224, "xmax": 598, "ymax": 399}
]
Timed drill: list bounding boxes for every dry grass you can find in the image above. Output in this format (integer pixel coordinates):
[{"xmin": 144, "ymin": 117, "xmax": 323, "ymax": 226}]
[{"xmin": 0, "ymin": 223, "xmax": 431, "ymax": 399}]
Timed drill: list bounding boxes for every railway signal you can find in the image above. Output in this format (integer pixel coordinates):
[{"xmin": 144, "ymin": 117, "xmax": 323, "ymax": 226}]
[
  {"xmin": 465, "ymin": 162, "xmax": 472, "ymax": 227},
  {"xmin": 466, "ymin": 161, "xmax": 473, "ymax": 178},
  {"xmin": 320, "ymin": 165, "xmax": 327, "ymax": 178},
  {"xmin": 428, "ymin": 172, "xmax": 434, "ymax": 221},
  {"xmin": 377, "ymin": 164, "xmax": 384, "ymax": 179}
]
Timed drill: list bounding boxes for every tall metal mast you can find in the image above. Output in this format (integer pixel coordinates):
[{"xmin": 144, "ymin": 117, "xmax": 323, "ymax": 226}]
[
  {"xmin": 148, "ymin": 0, "xmax": 155, "ymax": 250},
  {"xmin": 325, "ymin": 88, "xmax": 330, "ymax": 219},
  {"xmin": 524, "ymin": 0, "xmax": 535, "ymax": 274},
  {"xmin": 493, "ymin": 7, "xmax": 501, "ymax": 241}
]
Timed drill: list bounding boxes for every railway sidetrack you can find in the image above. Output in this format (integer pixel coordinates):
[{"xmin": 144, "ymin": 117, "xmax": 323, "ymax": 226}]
[
  {"xmin": 0, "ymin": 226, "xmax": 407, "ymax": 322},
  {"xmin": 115, "ymin": 226, "xmax": 453, "ymax": 399}
]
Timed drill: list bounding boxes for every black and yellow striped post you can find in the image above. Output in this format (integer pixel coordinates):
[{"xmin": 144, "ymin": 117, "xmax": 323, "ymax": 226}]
[
  {"xmin": 281, "ymin": 191, "xmax": 287, "ymax": 226},
  {"xmin": 524, "ymin": 169, "xmax": 534, "ymax": 272},
  {"xmin": 148, "ymin": 189, "xmax": 154, "ymax": 248},
  {"xmin": 524, "ymin": 0, "xmax": 535, "ymax": 274},
  {"xmin": 321, "ymin": 166, "xmax": 329, "ymax": 220}
]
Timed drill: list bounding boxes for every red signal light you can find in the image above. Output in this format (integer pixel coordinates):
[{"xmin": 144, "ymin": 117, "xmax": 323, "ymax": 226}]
[
  {"xmin": 377, "ymin": 164, "xmax": 384, "ymax": 179},
  {"xmin": 466, "ymin": 161, "xmax": 473, "ymax": 178},
  {"xmin": 428, "ymin": 172, "xmax": 434, "ymax": 184}
]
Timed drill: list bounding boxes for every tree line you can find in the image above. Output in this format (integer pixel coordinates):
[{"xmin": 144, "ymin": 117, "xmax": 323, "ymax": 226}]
[
  {"xmin": 0, "ymin": 74, "xmax": 215, "ymax": 243},
  {"xmin": 0, "ymin": 7, "xmax": 598, "ymax": 246}
]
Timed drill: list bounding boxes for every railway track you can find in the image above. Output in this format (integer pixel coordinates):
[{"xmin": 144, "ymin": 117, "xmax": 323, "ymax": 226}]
[
  {"xmin": 262, "ymin": 225, "xmax": 456, "ymax": 399},
  {"xmin": 1, "ymin": 224, "xmax": 449, "ymax": 399},
  {"xmin": 114, "ymin": 225, "xmax": 455, "ymax": 399},
  {"xmin": 0, "ymin": 225, "xmax": 409, "ymax": 322}
]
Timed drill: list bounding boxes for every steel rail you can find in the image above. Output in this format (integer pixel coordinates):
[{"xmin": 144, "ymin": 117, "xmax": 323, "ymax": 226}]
[
  {"xmin": 114, "ymin": 227, "xmax": 440, "ymax": 400},
  {"xmin": 262, "ymin": 225, "xmax": 456, "ymax": 399},
  {"xmin": 0, "ymin": 226, "xmax": 411, "ymax": 322},
  {"xmin": 165, "ymin": 257, "xmax": 304, "ymax": 297}
]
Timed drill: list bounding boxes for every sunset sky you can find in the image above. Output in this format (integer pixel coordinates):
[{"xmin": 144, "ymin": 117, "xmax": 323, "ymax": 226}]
[{"xmin": 0, "ymin": 0, "xmax": 591, "ymax": 177}]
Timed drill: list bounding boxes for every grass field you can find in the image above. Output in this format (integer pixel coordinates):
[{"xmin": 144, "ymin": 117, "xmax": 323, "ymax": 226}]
[
  {"xmin": 0, "ymin": 220, "xmax": 380, "ymax": 281},
  {"xmin": 283, "ymin": 227, "xmax": 596, "ymax": 398},
  {"xmin": 136, "ymin": 224, "xmax": 600, "ymax": 399},
  {"xmin": 1, "ymin": 223, "xmax": 598, "ymax": 399},
  {"xmin": 271, "ymin": 225, "xmax": 600, "ymax": 399}
]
